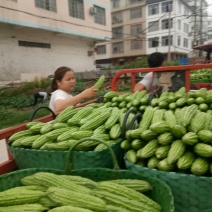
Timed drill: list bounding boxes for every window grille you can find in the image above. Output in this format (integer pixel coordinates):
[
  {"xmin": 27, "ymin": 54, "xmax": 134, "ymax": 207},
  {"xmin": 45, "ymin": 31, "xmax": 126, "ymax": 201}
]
[
  {"xmin": 112, "ymin": 42, "xmax": 123, "ymax": 53},
  {"xmin": 35, "ymin": 0, "xmax": 57, "ymax": 12},
  {"xmin": 18, "ymin": 40, "xmax": 51, "ymax": 48},
  {"xmin": 130, "ymin": 8, "xmax": 142, "ymax": 19},
  {"xmin": 94, "ymin": 5, "xmax": 106, "ymax": 25},
  {"xmin": 68, "ymin": 0, "xmax": 84, "ymax": 19},
  {"xmin": 148, "ymin": 4, "xmax": 159, "ymax": 16},
  {"xmin": 131, "ymin": 40, "xmax": 142, "ymax": 50},
  {"xmin": 97, "ymin": 45, "xmax": 106, "ymax": 54}
]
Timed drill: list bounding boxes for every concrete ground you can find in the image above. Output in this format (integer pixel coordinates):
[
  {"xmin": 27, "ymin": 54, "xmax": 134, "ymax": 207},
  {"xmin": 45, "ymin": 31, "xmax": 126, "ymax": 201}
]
[
  {"xmin": 0, "ymin": 140, "xmax": 8, "ymax": 163},
  {"xmin": 0, "ymin": 81, "xmax": 18, "ymax": 164},
  {"xmin": 0, "ymin": 80, "xmax": 22, "ymax": 87}
]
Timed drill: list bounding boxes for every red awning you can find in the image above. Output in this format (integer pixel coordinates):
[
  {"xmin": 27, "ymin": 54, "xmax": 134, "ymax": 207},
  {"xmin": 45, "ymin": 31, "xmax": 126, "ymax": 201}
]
[{"xmin": 193, "ymin": 43, "xmax": 212, "ymax": 52}]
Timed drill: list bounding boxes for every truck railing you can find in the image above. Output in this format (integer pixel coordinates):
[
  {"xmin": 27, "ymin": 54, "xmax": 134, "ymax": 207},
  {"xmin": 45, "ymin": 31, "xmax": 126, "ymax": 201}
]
[
  {"xmin": 195, "ymin": 59, "xmax": 212, "ymax": 64},
  {"xmin": 111, "ymin": 64, "xmax": 212, "ymax": 92}
]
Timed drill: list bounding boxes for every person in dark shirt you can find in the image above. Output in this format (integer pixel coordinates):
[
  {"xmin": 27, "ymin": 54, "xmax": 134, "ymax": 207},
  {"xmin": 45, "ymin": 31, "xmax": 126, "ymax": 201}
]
[{"xmin": 33, "ymin": 92, "xmax": 50, "ymax": 107}]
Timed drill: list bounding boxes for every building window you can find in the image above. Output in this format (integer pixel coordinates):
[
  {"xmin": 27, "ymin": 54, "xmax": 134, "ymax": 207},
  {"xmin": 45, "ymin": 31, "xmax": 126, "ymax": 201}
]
[
  {"xmin": 184, "ymin": 23, "xmax": 189, "ymax": 33},
  {"xmin": 112, "ymin": 0, "xmax": 119, "ymax": 8},
  {"xmin": 183, "ymin": 38, "xmax": 188, "ymax": 47},
  {"xmin": 178, "ymin": 2, "xmax": 181, "ymax": 14},
  {"xmin": 148, "ymin": 21, "xmax": 159, "ymax": 32},
  {"xmin": 178, "ymin": 36, "xmax": 181, "ymax": 46},
  {"xmin": 130, "ymin": 8, "xmax": 142, "ymax": 19},
  {"xmin": 112, "ymin": 42, "xmax": 123, "ymax": 53},
  {"xmin": 162, "ymin": 35, "xmax": 173, "ymax": 46},
  {"xmin": 162, "ymin": 18, "xmax": 173, "ymax": 30},
  {"xmin": 162, "ymin": 1, "xmax": 172, "ymax": 13},
  {"xmin": 149, "ymin": 37, "xmax": 159, "ymax": 48},
  {"xmin": 68, "ymin": 0, "xmax": 84, "ymax": 19},
  {"xmin": 131, "ymin": 40, "xmax": 142, "ymax": 50},
  {"xmin": 112, "ymin": 27, "xmax": 123, "ymax": 39},
  {"xmin": 97, "ymin": 45, "xmax": 106, "ymax": 54},
  {"xmin": 208, "ymin": 35, "xmax": 212, "ymax": 40},
  {"xmin": 112, "ymin": 12, "xmax": 122, "ymax": 24},
  {"xmin": 130, "ymin": 0, "xmax": 144, "ymax": 3},
  {"xmin": 131, "ymin": 24, "xmax": 142, "ymax": 36},
  {"xmin": 94, "ymin": 6, "xmax": 106, "ymax": 25},
  {"xmin": 148, "ymin": 4, "xmax": 159, "ymax": 16},
  {"xmin": 35, "ymin": 0, "xmax": 57, "ymax": 12},
  {"xmin": 18, "ymin": 40, "xmax": 51, "ymax": 48},
  {"xmin": 178, "ymin": 20, "xmax": 181, "ymax": 30},
  {"xmin": 184, "ymin": 7, "xmax": 189, "ymax": 16}
]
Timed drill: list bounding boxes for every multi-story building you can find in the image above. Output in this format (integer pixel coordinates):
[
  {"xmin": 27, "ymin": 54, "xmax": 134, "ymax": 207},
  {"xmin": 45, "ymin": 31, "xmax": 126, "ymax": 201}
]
[
  {"xmin": 207, "ymin": 18, "xmax": 212, "ymax": 42},
  {"xmin": 188, "ymin": 0, "xmax": 208, "ymax": 57},
  {"xmin": 95, "ymin": 0, "xmax": 193, "ymax": 67},
  {"xmin": 96, "ymin": 0, "xmax": 146, "ymax": 67},
  {"xmin": 0, "ymin": 0, "xmax": 111, "ymax": 81},
  {"xmin": 146, "ymin": 0, "xmax": 192, "ymax": 59},
  {"xmin": 188, "ymin": 0, "xmax": 208, "ymax": 46}
]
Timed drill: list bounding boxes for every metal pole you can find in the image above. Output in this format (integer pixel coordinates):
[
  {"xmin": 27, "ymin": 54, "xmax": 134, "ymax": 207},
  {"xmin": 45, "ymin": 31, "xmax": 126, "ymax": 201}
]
[
  {"xmin": 167, "ymin": 7, "xmax": 171, "ymax": 61},
  {"xmin": 199, "ymin": 0, "xmax": 203, "ymax": 57},
  {"xmin": 193, "ymin": 0, "xmax": 197, "ymax": 57}
]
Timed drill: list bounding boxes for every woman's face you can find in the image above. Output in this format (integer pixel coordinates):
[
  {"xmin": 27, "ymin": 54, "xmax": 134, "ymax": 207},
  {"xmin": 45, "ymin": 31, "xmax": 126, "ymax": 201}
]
[{"xmin": 57, "ymin": 70, "xmax": 76, "ymax": 93}]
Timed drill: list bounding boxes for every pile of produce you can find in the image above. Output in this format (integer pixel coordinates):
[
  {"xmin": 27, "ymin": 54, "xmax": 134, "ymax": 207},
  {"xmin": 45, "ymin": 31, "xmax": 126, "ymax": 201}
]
[
  {"xmin": 103, "ymin": 90, "xmax": 150, "ymax": 112},
  {"xmin": 0, "ymin": 172, "xmax": 161, "ymax": 212},
  {"xmin": 190, "ymin": 68, "xmax": 212, "ymax": 82},
  {"xmin": 9, "ymin": 86, "xmax": 212, "ymax": 177},
  {"xmin": 9, "ymin": 104, "xmax": 135, "ymax": 152},
  {"xmin": 118, "ymin": 87, "xmax": 212, "ymax": 176}
]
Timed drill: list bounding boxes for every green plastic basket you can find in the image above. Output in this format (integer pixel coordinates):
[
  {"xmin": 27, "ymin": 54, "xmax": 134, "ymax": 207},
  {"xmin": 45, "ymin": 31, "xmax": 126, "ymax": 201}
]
[
  {"xmin": 7, "ymin": 139, "xmax": 123, "ymax": 170},
  {"xmin": 125, "ymin": 159, "xmax": 212, "ymax": 212},
  {"xmin": 1, "ymin": 138, "xmax": 174, "ymax": 212},
  {"xmin": 7, "ymin": 104, "xmax": 135, "ymax": 170}
]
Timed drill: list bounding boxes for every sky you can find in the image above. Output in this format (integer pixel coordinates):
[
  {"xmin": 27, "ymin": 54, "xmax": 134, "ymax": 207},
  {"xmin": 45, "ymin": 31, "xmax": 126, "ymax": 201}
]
[{"xmin": 206, "ymin": 0, "xmax": 212, "ymax": 16}]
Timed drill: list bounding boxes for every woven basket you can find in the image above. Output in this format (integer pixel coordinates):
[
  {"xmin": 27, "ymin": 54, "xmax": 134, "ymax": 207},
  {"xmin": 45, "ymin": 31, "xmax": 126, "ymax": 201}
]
[
  {"xmin": 0, "ymin": 138, "xmax": 174, "ymax": 212},
  {"xmin": 7, "ymin": 138, "xmax": 123, "ymax": 170},
  {"xmin": 7, "ymin": 105, "xmax": 139, "ymax": 170},
  {"xmin": 125, "ymin": 159, "xmax": 212, "ymax": 212}
]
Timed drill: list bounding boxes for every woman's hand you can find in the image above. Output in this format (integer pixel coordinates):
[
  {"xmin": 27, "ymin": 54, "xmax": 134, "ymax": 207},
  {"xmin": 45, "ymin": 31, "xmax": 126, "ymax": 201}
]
[
  {"xmin": 54, "ymin": 87, "xmax": 98, "ymax": 112},
  {"xmin": 81, "ymin": 87, "xmax": 98, "ymax": 99}
]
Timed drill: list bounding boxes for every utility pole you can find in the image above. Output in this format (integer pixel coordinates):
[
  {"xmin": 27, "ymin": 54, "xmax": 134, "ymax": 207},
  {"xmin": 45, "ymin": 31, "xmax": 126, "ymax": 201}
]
[
  {"xmin": 167, "ymin": 6, "xmax": 172, "ymax": 61},
  {"xmin": 193, "ymin": 0, "xmax": 197, "ymax": 57},
  {"xmin": 153, "ymin": 37, "xmax": 159, "ymax": 52},
  {"xmin": 199, "ymin": 0, "xmax": 203, "ymax": 57}
]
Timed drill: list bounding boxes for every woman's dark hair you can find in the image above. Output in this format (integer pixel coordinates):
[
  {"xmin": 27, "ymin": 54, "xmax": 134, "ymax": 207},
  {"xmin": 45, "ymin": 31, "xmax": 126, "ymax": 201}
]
[
  {"xmin": 51, "ymin": 66, "xmax": 73, "ymax": 92},
  {"xmin": 148, "ymin": 52, "xmax": 165, "ymax": 68}
]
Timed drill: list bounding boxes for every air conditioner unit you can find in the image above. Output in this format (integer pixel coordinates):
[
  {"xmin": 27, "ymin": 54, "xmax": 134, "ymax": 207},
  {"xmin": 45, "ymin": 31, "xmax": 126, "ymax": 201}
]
[
  {"xmin": 89, "ymin": 7, "xmax": 97, "ymax": 15},
  {"xmin": 193, "ymin": 41, "xmax": 197, "ymax": 46},
  {"xmin": 88, "ymin": 50, "xmax": 94, "ymax": 56}
]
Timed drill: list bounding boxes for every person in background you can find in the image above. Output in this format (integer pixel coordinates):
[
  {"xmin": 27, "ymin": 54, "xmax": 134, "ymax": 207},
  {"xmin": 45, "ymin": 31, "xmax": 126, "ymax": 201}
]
[
  {"xmin": 33, "ymin": 91, "xmax": 50, "ymax": 107},
  {"xmin": 49, "ymin": 66, "xmax": 98, "ymax": 113},
  {"xmin": 206, "ymin": 51, "xmax": 211, "ymax": 63},
  {"xmin": 133, "ymin": 52, "xmax": 165, "ymax": 92}
]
